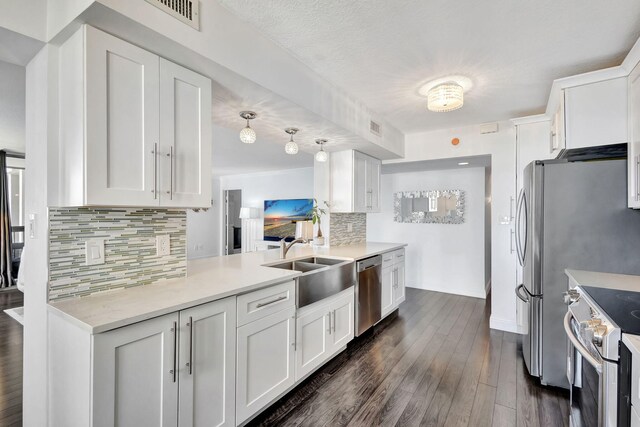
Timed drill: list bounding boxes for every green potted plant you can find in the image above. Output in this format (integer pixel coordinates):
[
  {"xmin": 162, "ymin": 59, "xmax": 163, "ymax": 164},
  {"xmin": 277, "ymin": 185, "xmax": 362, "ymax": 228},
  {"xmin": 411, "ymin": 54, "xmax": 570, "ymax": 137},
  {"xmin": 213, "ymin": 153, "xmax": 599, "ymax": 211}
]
[{"xmin": 311, "ymin": 199, "xmax": 329, "ymax": 245}]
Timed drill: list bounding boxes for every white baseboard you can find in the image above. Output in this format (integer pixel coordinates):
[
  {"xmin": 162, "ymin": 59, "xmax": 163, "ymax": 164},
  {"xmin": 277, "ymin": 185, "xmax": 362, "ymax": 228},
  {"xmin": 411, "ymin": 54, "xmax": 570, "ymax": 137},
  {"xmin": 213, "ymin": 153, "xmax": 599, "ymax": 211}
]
[{"xmin": 489, "ymin": 315, "xmax": 521, "ymax": 333}]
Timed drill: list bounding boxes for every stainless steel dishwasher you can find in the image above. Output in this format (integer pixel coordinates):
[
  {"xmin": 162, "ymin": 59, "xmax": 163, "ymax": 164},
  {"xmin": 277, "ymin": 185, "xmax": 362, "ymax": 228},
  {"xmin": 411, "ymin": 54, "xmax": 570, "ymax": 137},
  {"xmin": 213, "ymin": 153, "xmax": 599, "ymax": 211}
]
[{"xmin": 355, "ymin": 255, "xmax": 382, "ymax": 336}]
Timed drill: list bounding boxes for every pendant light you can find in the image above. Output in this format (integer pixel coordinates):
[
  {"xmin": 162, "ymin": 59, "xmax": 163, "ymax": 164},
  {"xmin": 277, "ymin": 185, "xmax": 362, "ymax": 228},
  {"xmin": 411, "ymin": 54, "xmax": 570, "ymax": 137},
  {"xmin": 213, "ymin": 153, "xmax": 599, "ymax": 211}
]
[
  {"xmin": 284, "ymin": 128, "xmax": 299, "ymax": 155},
  {"xmin": 315, "ymin": 139, "xmax": 328, "ymax": 162},
  {"xmin": 239, "ymin": 111, "xmax": 257, "ymax": 144}
]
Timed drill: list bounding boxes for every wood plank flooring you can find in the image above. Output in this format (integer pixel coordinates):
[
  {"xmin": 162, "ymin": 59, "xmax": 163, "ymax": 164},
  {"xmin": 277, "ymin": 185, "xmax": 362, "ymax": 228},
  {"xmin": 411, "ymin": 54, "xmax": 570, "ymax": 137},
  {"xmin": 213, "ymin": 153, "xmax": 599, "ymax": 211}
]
[
  {"xmin": 0, "ymin": 289, "xmax": 23, "ymax": 427},
  {"xmin": 250, "ymin": 288, "xmax": 569, "ymax": 427}
]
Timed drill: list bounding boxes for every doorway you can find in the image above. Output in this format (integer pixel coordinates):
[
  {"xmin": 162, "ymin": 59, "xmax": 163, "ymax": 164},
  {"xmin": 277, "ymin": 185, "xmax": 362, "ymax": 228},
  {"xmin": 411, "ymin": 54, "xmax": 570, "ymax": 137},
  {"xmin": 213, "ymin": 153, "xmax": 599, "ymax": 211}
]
[{"xmin": 224, "ymin": 189, "xmax": 242, "ymax": 255}]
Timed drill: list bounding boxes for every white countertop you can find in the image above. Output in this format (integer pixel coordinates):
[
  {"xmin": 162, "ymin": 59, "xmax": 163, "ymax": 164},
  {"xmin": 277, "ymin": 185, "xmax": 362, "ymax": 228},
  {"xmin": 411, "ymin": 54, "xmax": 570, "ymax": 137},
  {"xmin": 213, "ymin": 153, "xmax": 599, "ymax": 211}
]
[
  {"xmin": 48, "ymin": 242, "xmax": 406, "ymax": 334},
  {"xmin": 565, "ymin": 269, "xmax": 640, "ymax": 293}
]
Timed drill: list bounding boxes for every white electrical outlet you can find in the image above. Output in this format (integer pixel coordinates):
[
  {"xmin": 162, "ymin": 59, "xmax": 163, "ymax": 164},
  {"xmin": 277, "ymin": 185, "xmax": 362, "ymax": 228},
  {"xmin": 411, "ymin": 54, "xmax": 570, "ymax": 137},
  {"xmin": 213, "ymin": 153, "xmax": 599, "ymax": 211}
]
[
  {"xmin": 347, "ymin": 223, "xmax": 353, "ymax": 232},
  {"xmin": 156, "ymin": 235, "xmax": 170, "ymax": 256},
  {"xmin": 85, "ymin": 238, "xmax": 105, "ymax": 266}
]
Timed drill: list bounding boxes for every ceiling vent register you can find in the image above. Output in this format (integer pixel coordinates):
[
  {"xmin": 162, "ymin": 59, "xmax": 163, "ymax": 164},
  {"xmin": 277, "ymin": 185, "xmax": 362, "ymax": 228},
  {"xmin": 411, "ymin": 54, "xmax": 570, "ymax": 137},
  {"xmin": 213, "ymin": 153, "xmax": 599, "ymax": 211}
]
[
  {"xmin": 145, "ymin": 0, "xmax": 200, "ymax": 30},
  {"xmin": 370, "ymin": 120, "xmax": 381, "ymax": 136}
]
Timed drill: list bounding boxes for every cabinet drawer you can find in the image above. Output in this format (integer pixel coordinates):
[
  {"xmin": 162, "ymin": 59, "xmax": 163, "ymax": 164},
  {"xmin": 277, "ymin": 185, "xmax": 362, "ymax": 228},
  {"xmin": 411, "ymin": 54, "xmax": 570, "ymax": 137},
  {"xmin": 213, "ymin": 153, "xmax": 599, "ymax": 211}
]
[
  {"xmin": 394, "ymin": 249, "xmax": 405, "ymax": 263},
  {"xmin": 237, "ymin": 281, "xmax": 295, "ymax": 326},
  {"xmin": 382, "ymin": 252, "xmax": 395, "ymax": 268}
]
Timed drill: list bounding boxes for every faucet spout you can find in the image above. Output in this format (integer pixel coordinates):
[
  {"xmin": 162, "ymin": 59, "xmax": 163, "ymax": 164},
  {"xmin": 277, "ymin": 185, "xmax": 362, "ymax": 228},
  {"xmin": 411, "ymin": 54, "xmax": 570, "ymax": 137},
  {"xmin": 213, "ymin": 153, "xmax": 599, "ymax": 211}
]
[{"xmin": 280, "ymin": 237, "xmax": 307, "ymax": 259}]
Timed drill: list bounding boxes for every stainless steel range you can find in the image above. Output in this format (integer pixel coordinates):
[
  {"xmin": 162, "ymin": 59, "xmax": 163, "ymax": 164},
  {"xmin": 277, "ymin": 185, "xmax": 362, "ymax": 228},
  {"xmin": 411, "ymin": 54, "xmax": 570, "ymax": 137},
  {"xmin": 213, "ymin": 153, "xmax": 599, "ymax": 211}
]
[{"xmin": 564, "ymin": 284, "xmax": 640, "ymax": 427}]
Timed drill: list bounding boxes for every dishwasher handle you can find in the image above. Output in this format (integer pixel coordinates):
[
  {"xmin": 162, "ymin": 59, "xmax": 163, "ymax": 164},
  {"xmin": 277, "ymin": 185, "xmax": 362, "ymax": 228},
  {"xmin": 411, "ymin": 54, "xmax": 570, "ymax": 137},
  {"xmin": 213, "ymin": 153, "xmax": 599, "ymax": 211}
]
[{"xmin": 357, "ymin": 255, "xmax": 382, "ymax": 272}]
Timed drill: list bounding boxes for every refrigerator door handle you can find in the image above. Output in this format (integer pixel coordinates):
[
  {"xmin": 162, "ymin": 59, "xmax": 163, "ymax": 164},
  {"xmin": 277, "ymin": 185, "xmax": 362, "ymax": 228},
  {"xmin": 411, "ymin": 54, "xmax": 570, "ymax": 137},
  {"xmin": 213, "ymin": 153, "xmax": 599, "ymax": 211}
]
[
  {"xmin": 515, "ymin": 188, "xmax": 525, "ymax": 266},
  {"xmin": 515, "ymin": 284, "xmax": 529, "ymax": 303}
]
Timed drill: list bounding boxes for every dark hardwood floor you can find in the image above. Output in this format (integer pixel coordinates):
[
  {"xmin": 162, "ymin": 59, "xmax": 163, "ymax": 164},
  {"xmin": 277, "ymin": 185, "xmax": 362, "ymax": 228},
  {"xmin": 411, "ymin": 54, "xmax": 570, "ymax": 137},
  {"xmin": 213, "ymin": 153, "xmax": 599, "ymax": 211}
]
[
  {"xmin": 0, "ymin": 289, "xmax": 23, "ymax": 427},
  {"xmin": 250, "ymin": 288, "xmax": 569, "ymax": 427}
]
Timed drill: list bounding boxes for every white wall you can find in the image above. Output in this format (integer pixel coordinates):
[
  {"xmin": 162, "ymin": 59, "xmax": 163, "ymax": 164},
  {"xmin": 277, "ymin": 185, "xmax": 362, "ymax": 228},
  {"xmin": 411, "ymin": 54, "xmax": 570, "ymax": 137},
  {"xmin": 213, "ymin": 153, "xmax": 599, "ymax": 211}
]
[
  {"xmin": 387, "ymin": 121, "xmax": 518, "ymax": 332},
  {"xmin": 0, "ymin": 60, "xmax": 25, "ymax": 153},
  {"xmin": 367, "ymin": 167, "xmax": 487, "ymax": 299},
  {"xmin": 0, "ymin": 0, "xmax": 47, "ymax": 41}
]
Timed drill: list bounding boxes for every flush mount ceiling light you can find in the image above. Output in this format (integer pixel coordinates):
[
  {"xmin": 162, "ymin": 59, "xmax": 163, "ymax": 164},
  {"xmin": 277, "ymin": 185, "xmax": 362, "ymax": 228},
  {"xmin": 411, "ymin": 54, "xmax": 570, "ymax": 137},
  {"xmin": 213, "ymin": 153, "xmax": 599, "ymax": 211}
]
[
  {"xmin": 284, "ymin": 128, "xmax": 300, "ymax": 155},
  {"xmin": 315, "ymin": 139, "xmax": 328, "ymax": 162},
  {"xmin": 239, "ymin": 111, "xmax": 257, "ymax": 144},
  {"xmin": 418, "ymin": 76, "xmax": 473, "ymax": 113},
  {"xmin": 458, "ymin": 162, "xmax": 469, "ymax": 166}
]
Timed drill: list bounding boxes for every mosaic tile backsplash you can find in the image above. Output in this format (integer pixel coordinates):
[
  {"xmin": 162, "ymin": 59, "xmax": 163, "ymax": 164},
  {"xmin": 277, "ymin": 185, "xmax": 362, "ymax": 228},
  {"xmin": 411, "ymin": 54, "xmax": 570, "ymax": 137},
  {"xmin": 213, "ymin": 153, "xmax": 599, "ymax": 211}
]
[
  {"xmin": 330, "ymin": 213, "xmax": 367, "ymax": 246},
  {"xmin": 49, "ymin": 208, "xmax": 187, "ymax": 301}
]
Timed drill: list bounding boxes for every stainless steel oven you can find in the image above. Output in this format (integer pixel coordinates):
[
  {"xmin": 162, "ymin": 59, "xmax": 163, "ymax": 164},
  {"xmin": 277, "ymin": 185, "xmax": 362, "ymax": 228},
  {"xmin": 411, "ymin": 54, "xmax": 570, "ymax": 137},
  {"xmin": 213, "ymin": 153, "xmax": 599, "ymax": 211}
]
[{"xmin": 565, "ymin": 287, "xmax": 621, "ymax": 427}]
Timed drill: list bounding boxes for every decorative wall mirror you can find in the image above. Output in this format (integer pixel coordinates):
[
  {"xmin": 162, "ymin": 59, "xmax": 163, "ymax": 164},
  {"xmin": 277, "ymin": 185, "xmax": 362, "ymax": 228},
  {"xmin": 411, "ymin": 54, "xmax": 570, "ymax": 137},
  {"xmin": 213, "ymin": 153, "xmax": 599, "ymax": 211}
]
[{"xmin": 394, "ymin": 190, "xmax": 465, "ymax": 224}]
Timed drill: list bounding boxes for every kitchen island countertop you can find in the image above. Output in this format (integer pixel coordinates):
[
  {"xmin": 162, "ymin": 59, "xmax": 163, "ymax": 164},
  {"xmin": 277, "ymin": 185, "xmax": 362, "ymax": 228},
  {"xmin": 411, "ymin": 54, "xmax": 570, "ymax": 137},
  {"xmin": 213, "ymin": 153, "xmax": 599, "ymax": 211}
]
[{"xmin": 49, "ymin": 242, "xmax": 407, "ymax": 334}]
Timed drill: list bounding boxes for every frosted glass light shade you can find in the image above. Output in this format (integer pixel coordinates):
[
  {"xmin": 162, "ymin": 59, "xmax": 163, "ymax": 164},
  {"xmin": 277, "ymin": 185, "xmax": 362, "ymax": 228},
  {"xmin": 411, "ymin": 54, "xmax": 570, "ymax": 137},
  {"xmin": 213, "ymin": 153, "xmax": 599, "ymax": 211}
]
[
  {"xmin": 315, "ymin": 150, "xmax": 328, "ymax": 162},
  {"xmin": 239, "ymin": 126, "xmax": 256, "ymax": 144},
  {"xmin": 285, "ymin": 141, "xmax": 299, "ymax": 155},
  {"xmin": 427, "ymin": 83, "xmax": 464, "ymax": 112}
]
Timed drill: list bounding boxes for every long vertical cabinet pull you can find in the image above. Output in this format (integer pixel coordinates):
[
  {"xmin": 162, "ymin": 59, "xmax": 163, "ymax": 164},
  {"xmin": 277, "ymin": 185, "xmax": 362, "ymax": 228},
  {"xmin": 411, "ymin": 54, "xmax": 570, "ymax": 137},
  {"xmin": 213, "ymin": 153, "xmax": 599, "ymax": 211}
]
[
  {"xmin": 170, "ymin": 321, "xmax": 177, "ymax": 382},
  {"xmin": 167, "ymin": 147, "xmax": 174, "ymax": 200},
  {"xmin": 327, "ymin": 312, "xmax": 332, "ymax": 334},
  {"xmin": 332, "ymin": 310, "xmax": 336, "ymax": 333},
  {"xmin": 636, "ymin": 155, "xmax": 640, "ymax": 201},
  {"xmin": 187, "ymin": 316, "xmax": 193, "ymax": 375},
  {"xmin": 152, "ymin": 143, "xmax": 158, "ymax": 199}
]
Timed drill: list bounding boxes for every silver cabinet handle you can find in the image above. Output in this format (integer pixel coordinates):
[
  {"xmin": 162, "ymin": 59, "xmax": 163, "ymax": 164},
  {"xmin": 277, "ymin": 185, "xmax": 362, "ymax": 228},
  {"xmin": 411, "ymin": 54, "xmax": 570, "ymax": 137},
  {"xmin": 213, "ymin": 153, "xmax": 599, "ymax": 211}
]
[
  {"xmin": 170, "ymin": 321, "xmax": 177, "ymax": 382},
  {"xmin": 151, "ymin": 143, "xmax": 158, "ymax": 199},
  {"xmin": 166, "ymin": 147, "xmax": 174, "ymax": 199},
  {"xmin": 332, "ymin": 310, "xmax": 336, "ymax": 333},
  {"xmin": 327, "ymin": 312, "xmax": 332, "ymax": 334},
  {"xmin": 510, "ymin": 229, "xmax": 515, "ymax": 254},
  {"xmin": 186, "ymin": 316, "xmax": 193, "ymax": 375},
  {"xmin": 636, "ymin": 156, "xmax": 640, "ymax": 200},
  {"xmin": 256, "ymin": 295, "xmax": 287, "ymax": 308}
]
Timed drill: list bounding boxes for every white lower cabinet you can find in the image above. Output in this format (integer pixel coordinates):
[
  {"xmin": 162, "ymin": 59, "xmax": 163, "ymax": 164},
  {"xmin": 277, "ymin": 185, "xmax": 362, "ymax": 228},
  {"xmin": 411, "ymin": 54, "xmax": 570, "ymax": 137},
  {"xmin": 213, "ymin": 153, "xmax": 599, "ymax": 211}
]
[
  {"xmin": 91, "ymin": 297, "xmax": 236, "ymax": 427},
  {"xmin": 393, "ymin": 261, "xmax": 406, "ymax": 306},
  {"xmin": 178, "ymin": 298, "xmax": 236, "ymax": 427},
  {"xmin": 381, "ymin": 265, "xmax": 394, "ymax": 317},
  {"xmin": 236, "ymin": 307, "xmax": 296, "ymax": 425},
  {"xmin": 93, "ymin": 313, "xmax": 179, "ymax": 427},
  {"xmin": 294, "ymin": 288, "xmax": 355, "ymax": 382},
  {"xmin": 382, "ymin": 250, "xmax": 406, "ymax": 317}
]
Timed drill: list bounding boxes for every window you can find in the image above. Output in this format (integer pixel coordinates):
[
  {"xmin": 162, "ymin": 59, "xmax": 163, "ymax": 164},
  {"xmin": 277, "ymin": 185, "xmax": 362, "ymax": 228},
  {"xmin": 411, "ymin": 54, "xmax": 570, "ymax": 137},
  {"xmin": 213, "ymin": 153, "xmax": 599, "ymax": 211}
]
[{"xmin": 7, "ymin": 167, "xmax": 24, "ymax": 259}]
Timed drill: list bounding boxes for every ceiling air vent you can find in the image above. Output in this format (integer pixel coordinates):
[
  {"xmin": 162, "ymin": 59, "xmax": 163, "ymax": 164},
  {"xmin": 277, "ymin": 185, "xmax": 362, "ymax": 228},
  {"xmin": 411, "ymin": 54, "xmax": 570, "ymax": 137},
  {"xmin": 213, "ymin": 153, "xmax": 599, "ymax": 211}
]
[
  {"xmin": 145, "ymin": 0, "xmax": 200, "ymax": 30},
  {"xmin": 370, "ymin": 120, "xmax": 381, "ymax": 136}
]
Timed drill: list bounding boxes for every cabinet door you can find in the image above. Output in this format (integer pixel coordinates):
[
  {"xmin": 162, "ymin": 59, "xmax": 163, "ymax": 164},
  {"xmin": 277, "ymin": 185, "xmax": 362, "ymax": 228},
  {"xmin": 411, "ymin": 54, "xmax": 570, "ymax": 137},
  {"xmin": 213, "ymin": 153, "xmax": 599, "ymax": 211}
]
[
  {"xmin": 178, "ymin": 297, "xmax": 236, "ymax": 427},
  {"xmin": 295, "ymin": 304, "xmax": 330, "ymax": 381},
  {"xmin": 393, "ymin": 262, "xmax": 406, "ymax": 306},
  {"xmin": 85, "ymin": 26, "xmax": 160, "ymax": 206},
  {"xmin": 353, "ymin": 152, "xmax": 369, "ymax": 212},
  {"xmin": 92, "ymin": 313, "xmax": 179, "ymax": 427},
  {"xmin": 329, "ymin": 292, "xmax": 354, "ymax": 352},
  {"xmin": 629, "ymin": 64, "xmax": 640, "ymax": 209},
  {"xmin": 550, "ymin": 92, "xmax": 566, "ymax": 158},
  {"xmin": 381, "ymin": 265, "xmax": 394, "ymax": 317},
  {"xmin": 367, "ymin": 158, "xmax": 381, "ymax": 212},
  {"xmin": 160, "ymin": 59, "xmax": 212, "ymax": 208},
  {"xmin": 236, "ymin": 307, "xmax": 296, "ymax": 424}
]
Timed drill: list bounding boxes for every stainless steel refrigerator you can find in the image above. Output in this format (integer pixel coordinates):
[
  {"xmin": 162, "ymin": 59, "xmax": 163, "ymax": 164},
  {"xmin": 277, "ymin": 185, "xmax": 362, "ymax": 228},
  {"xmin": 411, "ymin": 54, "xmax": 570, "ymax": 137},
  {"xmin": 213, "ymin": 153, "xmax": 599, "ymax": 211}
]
[{"xmin": 514, "ymin": 156, "xmax": 640, "ymax": 389}]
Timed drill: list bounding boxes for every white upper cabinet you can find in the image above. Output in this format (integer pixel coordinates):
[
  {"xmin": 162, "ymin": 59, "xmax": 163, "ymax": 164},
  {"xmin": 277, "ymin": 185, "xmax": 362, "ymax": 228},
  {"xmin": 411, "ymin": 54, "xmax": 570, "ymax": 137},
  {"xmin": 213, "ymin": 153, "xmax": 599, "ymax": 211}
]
[
  {"xmin": 628, "ymin": 64, "xmax": 640, "ymax": 209},
  {"xmin": 564, "ymin": 77, "xmax": 628, "ymax": 150},
  {"xmin": 159, "ymin": 59, "xmax": 212, "ymax": 207},
  {"xmin": 550, "ymin": 93, "xmax": 566, "ymax": 158},
  {"xmin": 331, "ymin": 150, "xmax": 381, "ymax": 213},
  {"xmin": 59, "ymin": 25, "xmax": 212, "ymax": 208}
]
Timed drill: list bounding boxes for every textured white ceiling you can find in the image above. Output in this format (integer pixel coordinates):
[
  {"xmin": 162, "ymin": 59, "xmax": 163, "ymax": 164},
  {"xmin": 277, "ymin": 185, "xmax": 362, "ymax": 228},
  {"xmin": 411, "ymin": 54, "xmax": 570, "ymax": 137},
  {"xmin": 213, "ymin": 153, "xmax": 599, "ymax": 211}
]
[{"xmin": 217, "ymin": 0, "xmax": 640, "ymax": 133}]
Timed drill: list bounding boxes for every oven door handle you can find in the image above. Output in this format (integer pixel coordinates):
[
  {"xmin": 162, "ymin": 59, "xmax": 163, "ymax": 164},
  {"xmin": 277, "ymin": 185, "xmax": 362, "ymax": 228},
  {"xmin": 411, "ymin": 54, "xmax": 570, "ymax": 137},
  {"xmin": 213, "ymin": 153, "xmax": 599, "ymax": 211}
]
[{"xmin": 563, "ymin": 311, "xmax": 602, "ymax": 373}]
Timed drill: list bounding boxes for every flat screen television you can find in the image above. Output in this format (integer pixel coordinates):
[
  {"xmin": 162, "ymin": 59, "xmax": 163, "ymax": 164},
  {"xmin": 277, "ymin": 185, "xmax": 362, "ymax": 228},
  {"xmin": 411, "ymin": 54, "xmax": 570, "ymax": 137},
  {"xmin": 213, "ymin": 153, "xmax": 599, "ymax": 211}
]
[{"xmin": 263, "ymin": 198, "xmax": 313, "ymax": 242}]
